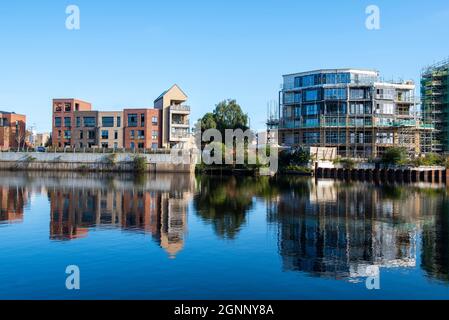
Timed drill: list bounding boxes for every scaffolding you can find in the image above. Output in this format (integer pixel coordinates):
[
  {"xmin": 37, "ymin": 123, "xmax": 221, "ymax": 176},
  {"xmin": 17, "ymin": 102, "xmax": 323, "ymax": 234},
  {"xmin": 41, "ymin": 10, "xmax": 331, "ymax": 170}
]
[
  {"xmin": 421, "ymin": 57, "xmax": 449, "ymax": 154},
  {"xmin": 275, "ymin": 69, "xmax": 434, "ymax": 159}
]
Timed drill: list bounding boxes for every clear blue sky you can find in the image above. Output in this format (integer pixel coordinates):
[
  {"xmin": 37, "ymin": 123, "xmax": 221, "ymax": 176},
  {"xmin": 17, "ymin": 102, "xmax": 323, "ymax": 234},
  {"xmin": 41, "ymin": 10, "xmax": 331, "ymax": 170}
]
[{"xmin": 0, "ymin": 0, "xmax": 448, "ymax": 132}]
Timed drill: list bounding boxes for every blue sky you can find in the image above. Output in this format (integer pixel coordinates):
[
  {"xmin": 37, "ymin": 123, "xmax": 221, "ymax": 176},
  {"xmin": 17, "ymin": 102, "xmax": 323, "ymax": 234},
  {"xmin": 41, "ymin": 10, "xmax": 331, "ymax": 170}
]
[{"xmin": 0, "ymin": 0, "xmax": 448, "ymax": 132}]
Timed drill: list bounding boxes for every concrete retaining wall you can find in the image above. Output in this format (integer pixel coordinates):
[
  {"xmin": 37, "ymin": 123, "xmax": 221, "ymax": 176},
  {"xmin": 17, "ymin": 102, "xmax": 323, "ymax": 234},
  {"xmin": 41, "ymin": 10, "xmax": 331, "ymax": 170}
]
[{"xmin": 0, "ymin": 152, "xmax": 196, "ymax": 173}]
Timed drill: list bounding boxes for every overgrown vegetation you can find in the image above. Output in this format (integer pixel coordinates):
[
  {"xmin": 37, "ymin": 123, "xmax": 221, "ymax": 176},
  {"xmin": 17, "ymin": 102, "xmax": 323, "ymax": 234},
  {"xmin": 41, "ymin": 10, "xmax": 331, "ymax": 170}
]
[
  {"xmin": 333, "ymin": 158, "xmax": 356, "ymax": 169},
  {"xmin": 133, "ymin": 156, "xmax": 147, "ymax": 173},
  {"xmin": 381, "ymin": 147, "xmax": 408, "ymax": 166}
]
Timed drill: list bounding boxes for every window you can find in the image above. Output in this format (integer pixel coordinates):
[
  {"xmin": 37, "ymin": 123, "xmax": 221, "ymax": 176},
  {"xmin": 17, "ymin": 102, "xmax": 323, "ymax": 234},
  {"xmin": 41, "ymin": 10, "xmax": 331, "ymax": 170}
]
[
  {"xmin": 152, "ymin": 130, "xmax": 159, "ymax": 140},
  {"xmin": 102, "ymin": 117, "xmax": 114, "ymax": 127},
  {"xmin": 350, "ymin": 89, "xmax": 365, "ymax": 100},
  {"xmin": 75, "ymin": 103, "xmax": 80, "ymax": 111},
  {"xmin": 305, "ymin": 104, "xmax": 319, "ymax": 115},
  {"xmin": 58, "ymin": 130, "xmax": 61, "ymax": 138},
  {"xmin": 64, "ymin": 117, "xmax": 71, "ymax": 128},
  {"xmin": 350, "ymin": 103, "xmax": 364, "ymax": 115},
  {"xmin": 76, "ymin": 117, "xmax": 81, "ymax": 127},
  {"xmin": 65, "ymin": 103, "xmax": 72, "ymax": 112},
  {"xmin": 305, "ymin": 118, "xmax": 319, "ymax": 127},
  {"xmin": 55, "ymin": 117, "xmax": 62, "ymax": 127},
  {"xmin": 324, "ymin": 88, "xmax": 347, "ymax": 100},
  {"xmin": 79, "ymin": 131, "xmax": 83, "ymax": 139},
  {"xmin": 64, "ymin": 130, "xmax": 71, "ymax": 139},
  {"xmin": 152, "ymin": 116, "xmax": 158, "ymax": 125},
  {"xmin": 303, "ymin": 132, "xmax": 320, "ymax": 144},
  {"xmin": 88, "ymin": 130, "xmax": 96, "ymax": 140},
  {"xmin": 54, "ymin": 104, "xmax": 62, "ymax": 112},
  {"xmin": 137, "ymin": 130, "xmax": 145, "ymax": 139},
  {"xmin": 305, "ymin": 89, "xmax": 319, "ymax": 102},
  {"xmin": 84, "ymin": 117, "xmax": 96, "ymax": 127},
  {"xmin": 128, "ymin": 114, "xmax": 138, "ymax": 127},
  {"xmin": 101, "ymin": 130, "xmax": 109, "ymax": 139},
  {"xmin": 138, "ymin": 143, "xmax": 144, "ymax": 149},
  {"xmin": 151, "ymin": 143, "xmax": 158, "ymax": 149},
  {"xmin": 130, "ymin": 130, "xmax": 135, "ymax": 138},
  {"xmin": 117, "ymin": 116, "xmax": 121, "ymax": 127},
  {"xmin": 113, "ymin": 142, "xmax": 118, "ymax": 149},
  {"xmin": 114, "ymin": 131, "xmax": 118, "ymax": 140},
  {"xmin": 141, "ymin": 114, "xmax": 145, "ymax": 126},
  {"xmin": 130, "ymin": 142, "xmax": 135, "ymax": 149},
  {"xmin": 101, "ymin": 143, "xmax": 108, "ymax": 148}
]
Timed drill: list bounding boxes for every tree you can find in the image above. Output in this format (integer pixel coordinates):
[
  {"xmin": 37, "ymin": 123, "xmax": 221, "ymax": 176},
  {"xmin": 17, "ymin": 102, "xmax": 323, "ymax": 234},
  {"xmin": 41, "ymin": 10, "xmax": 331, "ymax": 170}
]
[
  {"xmin": 213, "ymin": 99, "xmax": 249, "ymax": 135},
  {"xmin": 199, "ymin": 99, "xmax": 249, "ymax": 136},
  {"xmin": 381, "ymin": 147, "xmax": 408, "ymax": 166},
  {"xmin": 200, "ymin": 112, "xmax": 217, "ymax": 132}
]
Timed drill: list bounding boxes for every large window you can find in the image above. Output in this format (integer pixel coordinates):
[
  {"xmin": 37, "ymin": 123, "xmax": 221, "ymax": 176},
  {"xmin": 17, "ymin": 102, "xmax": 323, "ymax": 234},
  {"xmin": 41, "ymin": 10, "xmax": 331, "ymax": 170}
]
[
  {"xmin": 324, "ymin": 88, "xmax": 347, "ymax": 100},
  {"xmin": 117, "ymin": 116, "xmax": 121, "ymax": 127},
  {"xmin": 88, "ymin": 131, "xmax": 96, "ymax": 140},
  {"xmin": 64, "ymin": 130, "xmax": 71, "ymax": 139},
  {"xmin": 152, "ymin": 130, "xmax": 159, "ymax": 140},
  {"xmin": 305, "ymin": 89, "xmax": 319, "ymax": 102},
  {"xmin": 137, "ymin": 130, "xmax": 145, "ymax": 139},
  {"xmin": 101, "ymin": 130, "xmax": 109, "ymax": 139},
  {"xmin": 350, "ymin": 89, "xmax": 366, "ymax": 100},
  {"xmin": 141, "ymin": 114, "xmax": 145, "ymax": 126},
  {"xmin": 84, "ymin": 117, "xmax": 96, "ymax": 127},
  {"xmin": 102, "ymin": 117, "xmax": 114, "ymax": 127},
  {"xmin": 303, "ymin": 132, "xmax": 320, "ymax": 144},
  {"xmin": 76, "ymin": 117, "xmax": 81, "ymax": 127},
  {"xmin": 64, "ymin": 117, "xmax": 71, "ymax": 128},
  {"xmin": 55, "ymin": 117, "xmax": 61, "ymax": 128},
  {"xmin": 152, "ymin": 116, "xmax": 158, "ymax": 125},
  {"xmin": 305, "ymin": 104, "xmax": 319, "ymax": 115},
  {"xmin": 128, "ymin": 114, "xmax": 138, "ymax": 127}
]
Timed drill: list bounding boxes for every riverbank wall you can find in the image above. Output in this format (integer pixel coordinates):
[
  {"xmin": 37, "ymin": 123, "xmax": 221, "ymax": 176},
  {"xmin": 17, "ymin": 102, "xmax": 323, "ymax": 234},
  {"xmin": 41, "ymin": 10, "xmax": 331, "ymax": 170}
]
[
  {"xmin": 315, "ymin": 161, "xmax": 448, "ymax": 184},
  {"xmin": 0, "ymin": 152, "xmax": 196, "ymax": 173}
]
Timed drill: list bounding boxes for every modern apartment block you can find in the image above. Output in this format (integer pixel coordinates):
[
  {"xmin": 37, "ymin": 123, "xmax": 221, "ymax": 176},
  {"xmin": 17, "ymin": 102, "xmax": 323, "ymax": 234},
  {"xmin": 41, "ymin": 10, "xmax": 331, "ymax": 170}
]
[
  {"xmin": 123, "ymin": 109, "xmax": 161, "ymax": 149},
  {"xmin": 52, "ymin": 99, "xmax": 92, "ymax": 147},
  {"xmin": 275, "ymin": 69, "xmax": 432, "ymax": 158},
  {"xmin": 421, "ymin": 58, "xmax": 449, "ymax": 153},
  {"xmin": 97, "ymin": 111, "xmax": 123, "ymax": 149},
  {"xmin": 0, "ymin": 111, "xmax": 27, "ymax": 150},
  {"xmin": 52, "ymin": 85, "xmax": 190, "ymax": 149},
  {"xmin": 154, "ymin": 84, "xmax": 191, "ymax": 148}
]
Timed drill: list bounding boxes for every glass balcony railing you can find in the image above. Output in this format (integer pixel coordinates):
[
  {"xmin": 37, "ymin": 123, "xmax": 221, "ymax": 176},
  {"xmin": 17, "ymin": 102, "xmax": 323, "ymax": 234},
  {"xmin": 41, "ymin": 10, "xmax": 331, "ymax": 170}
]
[{"xmin": 170, "ymin": 105, "xmax": 191, "ymax": 112}]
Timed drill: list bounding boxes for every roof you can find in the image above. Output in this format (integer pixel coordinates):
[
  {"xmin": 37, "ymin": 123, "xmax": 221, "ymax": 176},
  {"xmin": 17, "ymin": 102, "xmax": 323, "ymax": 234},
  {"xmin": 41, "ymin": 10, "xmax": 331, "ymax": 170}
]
[
  {"xmin": 154, "ymin": 84, "xmax": 188, "ymax": 103},
  {"xmin": 283, "ymin": 68, "xmax": 379, "ymax": 77}
]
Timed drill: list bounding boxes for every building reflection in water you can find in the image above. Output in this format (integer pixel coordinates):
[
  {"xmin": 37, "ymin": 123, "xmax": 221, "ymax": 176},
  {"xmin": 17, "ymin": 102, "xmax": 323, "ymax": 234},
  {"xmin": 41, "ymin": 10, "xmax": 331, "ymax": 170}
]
[
  {"xmin": 267, "ymin": 178, "xmax": 447, "ymax": 283},
  {"xmin": 46, "ymin": 172, "xmax": 194, "ymax": 258},
  {"xmin": 0, "ymin": 186, "xmax": 28, "ymax": 223}
]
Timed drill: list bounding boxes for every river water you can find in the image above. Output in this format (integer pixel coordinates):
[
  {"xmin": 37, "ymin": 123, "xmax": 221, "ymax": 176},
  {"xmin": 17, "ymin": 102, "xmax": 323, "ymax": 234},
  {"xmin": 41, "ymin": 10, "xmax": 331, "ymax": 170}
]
[{"xmin": 0, "ymin": 172, "xmax": 448, "ymax": 299}]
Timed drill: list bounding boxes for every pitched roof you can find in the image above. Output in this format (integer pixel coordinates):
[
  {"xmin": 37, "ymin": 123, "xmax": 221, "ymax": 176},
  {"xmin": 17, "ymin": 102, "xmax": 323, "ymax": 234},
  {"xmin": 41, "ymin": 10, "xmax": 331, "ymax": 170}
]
[{"xmin": 154, "ymin": 84, "xmax": 188, "ymax": 103}]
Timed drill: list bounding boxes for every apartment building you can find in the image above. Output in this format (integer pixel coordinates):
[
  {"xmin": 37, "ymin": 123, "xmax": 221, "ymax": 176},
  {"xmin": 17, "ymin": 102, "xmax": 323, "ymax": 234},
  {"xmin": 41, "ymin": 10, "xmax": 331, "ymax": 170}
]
[
  {"xmin": 72, "ymin": 111, "xmax": 99, "ymax": 148},
  {"xmin": 52, "ymin": 85, "xmax": 190, "ymax": 149},
  {"xmin": 154, "ymin": 84, "xmax": 191, "ymax": 148},
  {"xmin": 123, "ymin": 109, "xmax": 161, "ymax": 149},
  {"xmin": 0, "ymin": 111, "xmax": 27, "ymax": 150},
  {"xmin": 52, "ymin": 99, "xmax": 92, "ymax": 147},
  {"xmin": 274, "ymin": 69, "xmax": 433, "ymax": 158},
  {"xmin": 421, "ymin": 58, "xmax": 449, "ymax": 153},
  {"xmin": 97, "ymin": 111, "xmax": 123, "ymax": 149}
]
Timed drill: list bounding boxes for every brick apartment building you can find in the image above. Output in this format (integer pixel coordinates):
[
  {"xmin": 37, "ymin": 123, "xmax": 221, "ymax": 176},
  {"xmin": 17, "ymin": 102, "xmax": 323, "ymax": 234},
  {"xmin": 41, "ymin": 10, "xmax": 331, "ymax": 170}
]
[
  {"xmin": 0, "ymin": 111, "xmax": 27, "ymax": 150},
  {"xmin": 52, "ymin": 99, "xmax": 92, "ymax": 147},
  {"xmin": 52, "ymin": 85, "xmax": 190, "ymax": 149}
]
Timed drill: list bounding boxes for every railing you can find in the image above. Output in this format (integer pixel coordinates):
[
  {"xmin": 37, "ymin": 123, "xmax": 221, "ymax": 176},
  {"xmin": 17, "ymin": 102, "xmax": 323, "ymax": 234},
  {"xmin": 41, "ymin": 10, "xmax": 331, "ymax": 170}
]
[
  {"xmin": 1, "ymin": 147, "xmax": 174, "ymax": 154},
  {"xmin": 170, "ymin": 105, "xmax": 191, "ymax": 112}
]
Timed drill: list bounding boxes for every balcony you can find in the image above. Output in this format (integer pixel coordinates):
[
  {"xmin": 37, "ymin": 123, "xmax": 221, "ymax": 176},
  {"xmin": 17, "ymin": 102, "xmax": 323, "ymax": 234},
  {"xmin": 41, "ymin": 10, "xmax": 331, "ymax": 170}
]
[{"xmin": 170, "ymin": 105, "xmax": 191, "ymax": 112}]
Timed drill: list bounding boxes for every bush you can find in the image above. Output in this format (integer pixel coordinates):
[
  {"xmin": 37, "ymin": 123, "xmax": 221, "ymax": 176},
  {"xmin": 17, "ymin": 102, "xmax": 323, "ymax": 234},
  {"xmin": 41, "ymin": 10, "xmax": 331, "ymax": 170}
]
[
  {"xmin": 381, "ymin": 147, "xmax": 408, "ymax": 166},
  {"xmin": 333, "ymin": 158, "xmax": 356, "ymax": 169},
  {"xmin": 411, "ymin": 153, "xmax": 443, "ymax": 167},
  {"xmin": 133, "ymin": 156, "xmax": 147, "ymax": 173},
  {"xmin": 284, "ymin": 165, "xmax": 312, "ymax": 174},
  {"xmin": 279, "ymin": 148, "xmax": 311, "ymax": 168}
]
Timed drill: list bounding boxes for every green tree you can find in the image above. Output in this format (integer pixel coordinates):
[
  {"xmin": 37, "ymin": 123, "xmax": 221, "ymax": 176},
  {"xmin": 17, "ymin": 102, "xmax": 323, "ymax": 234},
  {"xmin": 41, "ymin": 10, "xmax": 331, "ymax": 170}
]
[
  {"xmin": 381, "ymin": 147, "xmax": 408, "ymax": 166},
  {"xmin": 213, "ymin": 99, "xmax": 249, "ymax": 134},
  {"xmin": 200, "ymin": 112, "xmax": 217, "ymax": 132}
]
